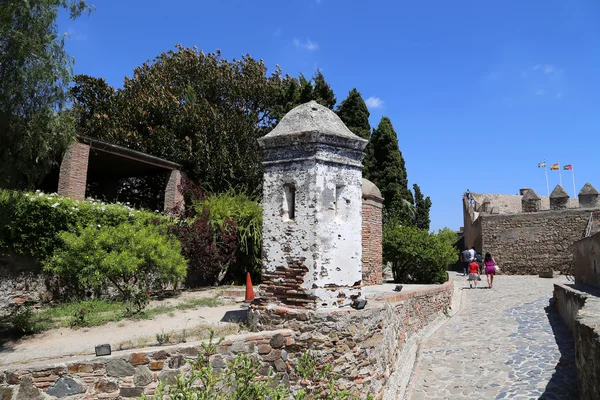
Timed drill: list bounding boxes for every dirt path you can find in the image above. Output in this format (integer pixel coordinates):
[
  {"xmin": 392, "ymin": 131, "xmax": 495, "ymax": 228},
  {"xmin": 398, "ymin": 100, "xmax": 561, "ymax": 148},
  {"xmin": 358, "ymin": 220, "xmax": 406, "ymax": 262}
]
[{"xmin": 0, "ymin": 303, "xmax": 245, "ymax": 367}]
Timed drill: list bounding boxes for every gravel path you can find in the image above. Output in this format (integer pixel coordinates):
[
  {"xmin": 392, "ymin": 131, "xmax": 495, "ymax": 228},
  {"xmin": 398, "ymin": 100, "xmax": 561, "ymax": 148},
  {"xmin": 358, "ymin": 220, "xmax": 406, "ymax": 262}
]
[{"xmin": 408, "ymin": 274, "xmax": 578, "ymax": 400}]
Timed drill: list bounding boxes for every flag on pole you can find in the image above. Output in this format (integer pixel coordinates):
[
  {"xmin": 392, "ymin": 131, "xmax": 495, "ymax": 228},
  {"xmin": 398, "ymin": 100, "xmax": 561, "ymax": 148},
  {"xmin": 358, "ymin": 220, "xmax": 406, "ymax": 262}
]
[
  {"xmin": 564, "ymin": 164, "xmax": 573, "ymax": 171},
  {"xmin": 550, "ymin": 164, "xmax": 560, "ymax": 170},
  {"xmin": 538, "ymin": 161, "xmax": 546, "ymax": 168}
]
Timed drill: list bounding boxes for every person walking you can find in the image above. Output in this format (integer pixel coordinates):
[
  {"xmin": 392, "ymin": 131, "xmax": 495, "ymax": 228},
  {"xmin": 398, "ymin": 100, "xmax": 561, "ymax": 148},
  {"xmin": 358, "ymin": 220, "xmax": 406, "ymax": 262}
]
[
  {"xmin": 467, "ymin": 259, "xmax": 479, "ymax": 289},
  {"xmin": 461, "ymin": 248, "xmax": 472, "ymax": 276},
  {"xmin": 483, "ymin": 252, "xmax": 496, "ymax": 289}
]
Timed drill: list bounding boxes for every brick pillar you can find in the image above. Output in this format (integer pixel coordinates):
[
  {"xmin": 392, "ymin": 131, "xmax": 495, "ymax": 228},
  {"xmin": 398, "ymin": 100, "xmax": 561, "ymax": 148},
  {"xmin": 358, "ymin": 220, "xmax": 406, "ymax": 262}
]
[
  {"xmin": 164, "ymin": 170, "xmax": 184, "ymax": 214},
  {"xmin": 57, "ymin": 142, "xmax": 90, "ymax": 200},
  {"xmin": 361, "ymin": 179, "xmax": 384, "ymax": 285}
]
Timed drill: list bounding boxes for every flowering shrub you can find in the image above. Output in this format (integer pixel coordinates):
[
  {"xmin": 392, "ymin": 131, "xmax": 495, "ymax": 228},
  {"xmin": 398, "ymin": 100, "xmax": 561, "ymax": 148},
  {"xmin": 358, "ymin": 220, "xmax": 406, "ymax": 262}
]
[
  {"xmin": 45, "ymin": 223, "xmax": 187, "ymax": 313},
  {"xmin": 0, "ymin": 189, "xmax": 168, "ymax": 261}
]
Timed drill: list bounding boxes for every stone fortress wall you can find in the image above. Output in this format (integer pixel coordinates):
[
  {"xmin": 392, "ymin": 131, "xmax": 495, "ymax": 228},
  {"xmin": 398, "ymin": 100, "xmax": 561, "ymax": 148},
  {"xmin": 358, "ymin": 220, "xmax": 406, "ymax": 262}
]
[{"xmin": 463, "ymin": 183, "xmax": 600, "ymax": 275}]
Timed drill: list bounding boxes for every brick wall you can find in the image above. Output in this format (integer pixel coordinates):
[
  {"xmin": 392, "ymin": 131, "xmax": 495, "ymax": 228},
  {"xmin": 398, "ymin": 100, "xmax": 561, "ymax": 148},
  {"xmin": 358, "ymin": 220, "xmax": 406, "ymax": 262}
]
[
  {"xmin": 362, "ymin": 197, "xmax": 383, "ymax": 285},
  {"xmin": 480, "ymin": 208, "xmax": 590, "ymax": 274},
  {"xmin": 163, "ymin": 170, "xmax": 184, "ymax": 214},
  {"xmin": 57, "ymin": 142, "xmax": 90, "ymax": 200}
]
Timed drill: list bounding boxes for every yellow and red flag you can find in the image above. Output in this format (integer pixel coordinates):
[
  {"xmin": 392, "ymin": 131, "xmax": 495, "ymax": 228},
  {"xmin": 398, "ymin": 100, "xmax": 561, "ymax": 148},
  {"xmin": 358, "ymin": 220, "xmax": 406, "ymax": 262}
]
[{"xmin": 550, "ymin": 163, "xmax": 560, "ymax": 170}]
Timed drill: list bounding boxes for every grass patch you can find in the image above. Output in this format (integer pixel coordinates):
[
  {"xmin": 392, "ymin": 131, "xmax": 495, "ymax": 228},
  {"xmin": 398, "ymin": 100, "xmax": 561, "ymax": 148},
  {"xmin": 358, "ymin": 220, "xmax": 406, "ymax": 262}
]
[{"xmin": 32, "ymin": 296, "xmax": 223, "ymax": 331}]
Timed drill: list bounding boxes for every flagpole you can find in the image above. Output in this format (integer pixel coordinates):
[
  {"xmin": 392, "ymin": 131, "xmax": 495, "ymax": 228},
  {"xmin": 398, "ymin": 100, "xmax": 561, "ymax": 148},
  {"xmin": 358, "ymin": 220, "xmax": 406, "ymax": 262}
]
[
  {"xmin": 545, "ymin": 164, "xmax": 549, "ymax": 196},
  {"xmin": 572, "ymin": 165, "xmax": 576, "ymax": 198},
  {"xmin": 558, "ymin": 162, "xmax": 563, "ymax": 186}
]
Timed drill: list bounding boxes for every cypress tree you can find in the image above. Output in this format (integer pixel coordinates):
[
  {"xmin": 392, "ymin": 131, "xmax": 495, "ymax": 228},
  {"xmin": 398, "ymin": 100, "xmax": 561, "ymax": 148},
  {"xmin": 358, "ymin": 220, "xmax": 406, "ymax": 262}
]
[
  {"xmin": 365, "ymin": 117, "xmax": 414, "ymax": 213},
  {"xmin": 298, "ymin": 73, "xmax": 313, "ymax": 104},
  {"xmin": 312, "ymin": 70, "xmax": 336, "ymax": 109},
  {"xmin": 413, "ymin": 183, "xmax": 432, "ymax": 230},
  {"xmin": 336, "ymin": 88, "xmax": 371, "ymax": 140}
]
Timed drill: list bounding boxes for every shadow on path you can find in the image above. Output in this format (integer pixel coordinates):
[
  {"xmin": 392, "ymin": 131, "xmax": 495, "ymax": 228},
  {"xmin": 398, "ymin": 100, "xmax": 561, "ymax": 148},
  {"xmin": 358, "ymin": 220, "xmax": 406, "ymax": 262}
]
[{"xmin": 539, "ymin": 304, "xmax": 578, "ymax": 400}]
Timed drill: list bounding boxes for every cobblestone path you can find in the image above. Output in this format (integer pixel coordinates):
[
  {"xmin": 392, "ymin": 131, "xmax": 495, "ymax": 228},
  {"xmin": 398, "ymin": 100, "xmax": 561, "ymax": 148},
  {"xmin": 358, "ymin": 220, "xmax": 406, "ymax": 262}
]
[{"xmin": 408, "ymin": 275, "xmax": 578, "ymax": 400}]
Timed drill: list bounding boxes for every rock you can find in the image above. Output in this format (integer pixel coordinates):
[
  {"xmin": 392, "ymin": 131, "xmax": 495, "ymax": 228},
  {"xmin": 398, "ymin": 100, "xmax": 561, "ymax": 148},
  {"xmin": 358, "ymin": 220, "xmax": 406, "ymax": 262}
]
[
  {"xmin": 95, "ymin": 379, "xmax": 119, "ymax": 393},
  {"xmin": 149, "ymin": 361, "xmax": 164, "ymax": 371},
  {"xmin": 210, "ymin": 355, "xmax": 226, "ymax": 369},
  {"xmin": 46, "ymin": 377, "xmax": 85, "ymax": 398},
  {"xmin": 539, "ymin": 268, "xmax": 554, "ymax": 278},
  {"xmin": 262, "ymin": 350, "xmax": 281, "ymax": 362},
  {"xmin": 270, "ymin": 333, "xmax": 286, "ymax": 349},
  {"xmin": 130, "ymin": 353, "xmax": 150, "ymax": 365},
  {"xmin": 6, "ymin": 373, "xmax": 19, "ymax": 385},
  {"xmin": 258, "ymin": 344, "xmax": 272, "ymax": 354},
  {"xmin": 231, "ymin": 341, "xmax": 248, "ymax": 354},
  {"xmin": 120, "ymin": 387, "xmax": 143, "ymax": 398},
  {"xmin": 158, "ymin": 370, "xmax": 180, "ymax": 385},
  {"xmin": 0, "ymin": 387, "xmax": 13, "ymax": 400},
  {"xmin": 168, "ymin": 355, "xmax": 185, "ymax": 369},
  {"xmin": 133, "ymin": 366, "xmax": 153, "ymax": 386},
  {"xmin": 106, "ymin": 359, "xmax": 135, "ymax": 377},
  {"xmin": 274, "ymin": 359, "xmax": 287, "ymax": 372},
  {"xmin": 179, "ymin": 347, "xmax": 198, "ymax": 357},
  {"xmin": 280, "ymin": 349, "xmax": 288, "ymax": 361},
  {"xmin": 361, "ymin": 333, "xmax": 384, "ymax": 348},
  {"xmin": 67, "ymin": 363, "xmax": 93, "ymax": 374},
  {"xmin": 152, "ymin": 350, "xmax": 168, "ymax": 360},
  {"xmin": 16, "ymin": 376, "xmax": 42, "ymax": 400}
]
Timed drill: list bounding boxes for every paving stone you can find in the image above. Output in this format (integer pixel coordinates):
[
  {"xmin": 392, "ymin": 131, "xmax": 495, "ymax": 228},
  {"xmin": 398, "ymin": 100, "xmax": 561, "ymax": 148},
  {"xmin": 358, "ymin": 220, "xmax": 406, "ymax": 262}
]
[{"xmin": 408, "ymin": 276, "xmax": 578, "ymax": 399}]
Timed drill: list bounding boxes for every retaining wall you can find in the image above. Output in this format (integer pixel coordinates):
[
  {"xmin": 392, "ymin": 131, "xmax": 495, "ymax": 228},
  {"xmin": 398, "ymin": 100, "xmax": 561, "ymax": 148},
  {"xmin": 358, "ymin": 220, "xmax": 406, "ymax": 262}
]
[
  {"xmin": 0, "ymin": 280, "xmax": 454, "ymax": 399},
  {"xmin": 553, "ymin": 284, "xmax": 600, "ymax": 400}
]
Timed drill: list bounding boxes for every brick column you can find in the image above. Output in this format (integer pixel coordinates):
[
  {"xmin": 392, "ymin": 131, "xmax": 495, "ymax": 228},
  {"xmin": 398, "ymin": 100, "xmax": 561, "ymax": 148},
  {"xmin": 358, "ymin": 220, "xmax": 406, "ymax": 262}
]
[
  {"xmin": 164, "ymin": 170, "xmax": 184, "ymax": 214},
  {"xmin": 57, "ymin": 142, "xmax": 90, "ymax": 200},
  {"xmin": 362, "ymin": 196, "xmax": 383, "ymax": 285}
]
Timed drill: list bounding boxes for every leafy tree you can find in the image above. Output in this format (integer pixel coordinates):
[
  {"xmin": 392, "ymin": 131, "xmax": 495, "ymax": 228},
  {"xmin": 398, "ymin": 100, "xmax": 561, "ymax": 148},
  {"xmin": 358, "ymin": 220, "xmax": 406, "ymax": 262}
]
[
  {"xmin": 0, "ymin": 0, "xmax": 91, "ymax": 189},
  {"xmin": 383, "ymin": 224, "xmax": 456, "ymax": 284},
  {"xmin": 336, "ymin": 88, "xmax": 371, "ymax": 140},
  {"xmin": 413, "ymin": 183, "xmax": 432, "ymax": 230},
  {"xmin": 364, "ymin": 117, "xmax": 413, "ymax": 221},
  {"xmin": 71, "ymin": 46, "xmax": 284, "ymax": 195}
]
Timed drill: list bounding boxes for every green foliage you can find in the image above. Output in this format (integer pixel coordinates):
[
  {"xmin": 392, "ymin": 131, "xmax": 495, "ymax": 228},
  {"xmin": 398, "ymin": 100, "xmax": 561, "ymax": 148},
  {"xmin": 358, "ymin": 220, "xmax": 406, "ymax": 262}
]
[
  {"xmin": 198, "ymin": 190, "xmax": 263, "ymax": 283},
  {"xmin": 412, "ymin": 184, "xmax": 432, "ymax": 231},
  {"xmin": 297, "ymin": 350, "xmax": 319, "ymax": 380},
  {"xmin": 156, "ymin": 329, "xmax": 171, "ymax": 345},
  {"xmin": 9, "ymin": 306, "xmax": 42, "ymax": 334},
  {"xmin": 0, "ymin": 0, "xmax": 91, "ymax": 188},
  {"xmin": 364, "ymin": 117, "xmax": 414, "ymax": 225},
  {"xmin": 383, "ymin": 224, "xmax": 456, "ymax": 284},
  {"xmin": 71, "ymin": 47, "xmax": 284, "ymax": 195},
  {"xmin": 0, "ymin": 189, "xmax": 168, "ymax": 261},
  {"xmin": 336, "ymin": 88, "xmax": 371, "ymax": 140},
  {"xmin": 44, "ymin": 223, "xmax": 187, "ymax": 313}
]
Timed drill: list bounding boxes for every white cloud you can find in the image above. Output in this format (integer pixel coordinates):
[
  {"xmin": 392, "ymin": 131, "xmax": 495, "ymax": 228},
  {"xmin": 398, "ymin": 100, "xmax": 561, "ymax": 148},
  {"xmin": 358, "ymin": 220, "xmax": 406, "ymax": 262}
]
[
  {"xmin": 293, "ymin": 38, "xmax": 319, "ymax": 51},
  {"xmin": 365, "ymin": 97, "xmax": 384, "ymax": 109},
  {"xmin": 543, "ymin": 64, "xmax": 555, "ymax": 74},
  {"xmin": 535, "ymin": 89, "xmax": 546, "ymax": 96}
]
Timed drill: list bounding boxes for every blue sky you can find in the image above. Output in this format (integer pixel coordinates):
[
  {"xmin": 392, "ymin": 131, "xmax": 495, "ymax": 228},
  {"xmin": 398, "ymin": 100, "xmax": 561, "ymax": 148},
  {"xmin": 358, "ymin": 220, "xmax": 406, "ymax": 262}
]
[{"xmin": 58, "ymin": 0, "xmax": 600, "ymax": 232}]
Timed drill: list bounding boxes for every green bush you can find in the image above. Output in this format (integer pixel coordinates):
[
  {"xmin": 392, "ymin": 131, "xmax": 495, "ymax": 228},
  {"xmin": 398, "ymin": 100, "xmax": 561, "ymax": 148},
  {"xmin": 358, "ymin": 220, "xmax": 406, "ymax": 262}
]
[
  {"xmin": 383, "ymin": 224, "xmax": 457, "ymax": 284},
  {"xmin": 198, "ymin": 190, "xmax": 263, "ymax": 284},
  {"xmin": 0, "ymin": 189, "xmax": 168, "ymax": 261},
  {"xmin": 44, "ymin": 223, "xmax": 187, "ymax": 313}
]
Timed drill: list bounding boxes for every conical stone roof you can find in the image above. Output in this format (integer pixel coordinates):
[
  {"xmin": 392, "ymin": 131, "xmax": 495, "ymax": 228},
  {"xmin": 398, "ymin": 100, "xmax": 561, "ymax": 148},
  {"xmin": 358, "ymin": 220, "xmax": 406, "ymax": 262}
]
[
  {"xmin": 579, "ymin": 182, "xmax": 599, "ymax": 196},
  {"xmin": 262, "ymin": 101, "xmax": 364, "ymax": 141},
  {"xmin": 550, "ymin": 185, "xmax": 569, "ymax": 199},
  {"xmin": 522, "ymin": 189, "xmax": 540, "ymax": 201}
]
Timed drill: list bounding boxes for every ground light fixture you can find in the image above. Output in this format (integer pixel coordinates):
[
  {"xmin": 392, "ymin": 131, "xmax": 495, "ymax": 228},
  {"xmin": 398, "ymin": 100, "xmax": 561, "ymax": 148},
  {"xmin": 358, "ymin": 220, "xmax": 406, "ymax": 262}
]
[{"xmin": 95, "ymin": 344, "xmax": 111, "ymax": 356}]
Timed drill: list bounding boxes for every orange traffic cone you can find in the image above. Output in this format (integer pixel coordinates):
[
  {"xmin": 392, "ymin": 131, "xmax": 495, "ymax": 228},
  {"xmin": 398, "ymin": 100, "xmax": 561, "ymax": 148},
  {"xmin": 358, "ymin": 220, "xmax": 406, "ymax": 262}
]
[{"xmin": 245, "ymin": 272, "xmax": 255, "ymax": 302}]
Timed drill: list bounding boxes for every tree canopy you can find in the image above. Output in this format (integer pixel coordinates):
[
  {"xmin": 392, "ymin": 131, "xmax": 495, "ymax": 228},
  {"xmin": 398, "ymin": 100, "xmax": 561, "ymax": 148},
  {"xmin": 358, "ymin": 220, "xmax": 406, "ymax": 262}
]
[
  {"xmin": 336, "ymin": 88, "xmax": 371, "ymax": 140},
  {"xmin": 413, "ymin": 183, "xmax": 432, "ymax": 230},
  {"xmin": 0, "ymin": 0, "xmax": 91, "ymax": 189}
]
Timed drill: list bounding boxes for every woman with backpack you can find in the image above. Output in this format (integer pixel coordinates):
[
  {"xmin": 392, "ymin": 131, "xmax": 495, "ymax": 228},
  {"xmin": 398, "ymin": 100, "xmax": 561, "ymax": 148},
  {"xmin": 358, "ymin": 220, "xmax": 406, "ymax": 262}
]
[{"xmin": 483, "ymin": 252, "xmax": 496, "ymax": 289}]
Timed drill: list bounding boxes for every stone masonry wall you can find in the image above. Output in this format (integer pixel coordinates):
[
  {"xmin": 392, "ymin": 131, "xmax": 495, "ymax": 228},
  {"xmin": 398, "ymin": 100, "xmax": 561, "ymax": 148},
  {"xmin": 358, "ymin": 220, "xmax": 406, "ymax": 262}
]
[
  {"xmin": 57, "ymin": 142, "xmax": 90, "ymax": 200},
  {"xmin": 480, "ymin": 208, "xmax": 590, "ymax": 274},
  {"xmin": 0, "ymin": 255, "xmax": 49, "ymax": 319},
  {"xmin": 249, "ymin": 280, "xmax": 454, "ymax": 398},
  {"xmin": 0, "ymin": 281, "xmax": 453, "ymax": 399},
  {"xmin": 553, "ymin": 284, "xmax": 600, "ymax": 400},
  {"xmin": 573, "ymin": 232, "xmax": 600, "ymax": 288},
  {"xmin": 362, "ymin": 197, "xmax": 383, "ymax": 285}
]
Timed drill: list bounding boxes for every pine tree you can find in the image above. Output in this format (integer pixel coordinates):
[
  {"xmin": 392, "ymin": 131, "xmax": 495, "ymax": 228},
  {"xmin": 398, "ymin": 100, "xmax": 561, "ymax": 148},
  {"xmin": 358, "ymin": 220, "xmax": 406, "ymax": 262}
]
[
  {"xmin": 413, "ymin": 183, "xmax": 432, "ymax": 230},
  {"xmin": 336, "ymin": 88, "xmax": 371, "ymax": 140},
  {"xmin": 312, "ymin": 70, "xmax": 336, "ymax": 109},
  {"xmin": 365, "ymin": 117, "xmax": 414, "ymax": 217}
]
